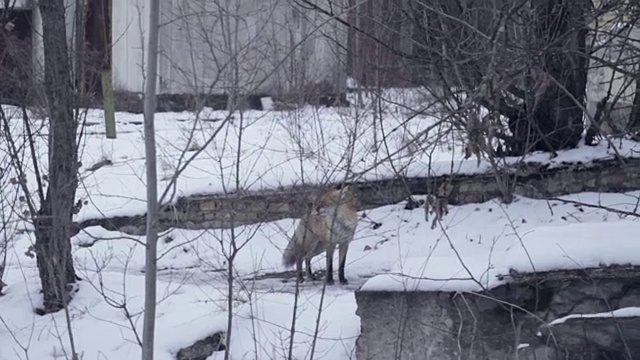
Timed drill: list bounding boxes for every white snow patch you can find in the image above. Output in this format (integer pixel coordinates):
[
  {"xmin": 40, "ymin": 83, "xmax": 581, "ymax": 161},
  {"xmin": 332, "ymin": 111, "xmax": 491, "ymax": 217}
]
[
  {"xmin": 547, "ymin": 307, "xmax": 640, "ymax": 327},
  {"xmin": 361, "ymin": 221, "xmax": 640, "ymax": 292}
]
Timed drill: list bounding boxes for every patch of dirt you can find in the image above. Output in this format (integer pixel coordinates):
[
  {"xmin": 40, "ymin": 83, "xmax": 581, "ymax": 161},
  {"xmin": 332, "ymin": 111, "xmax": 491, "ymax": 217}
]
[
  {"xmin": 243, "ymin": 270, "xmax": 374, "ymax": 293},
  {"xmin": 247, "ymin": 269, "xmax": 327, "ymax": 282}
]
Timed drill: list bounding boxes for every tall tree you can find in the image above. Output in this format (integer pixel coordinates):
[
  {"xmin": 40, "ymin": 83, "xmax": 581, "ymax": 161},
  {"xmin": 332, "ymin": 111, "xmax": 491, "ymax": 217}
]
[
  {"xmin": 35, "ymin": 0, "xmax": 80, "ymax": 313},
  {"xmin": 301, "ymin": 0, "xmax": 590, "ymax": 156},
  {"xmin": 142, "ymin": 0, "xmax": 160, "ymax": 357},
  {"xmin": 410, "ymin": 0, "xmax": 589, "ymax": 155}
]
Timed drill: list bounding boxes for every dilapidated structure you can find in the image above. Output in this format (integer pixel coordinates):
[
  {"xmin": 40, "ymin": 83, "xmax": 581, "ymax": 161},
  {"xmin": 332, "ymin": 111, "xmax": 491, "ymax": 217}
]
[{"xmin": 0, "ymin": 0, "xmax": 347, "ymax": 110}]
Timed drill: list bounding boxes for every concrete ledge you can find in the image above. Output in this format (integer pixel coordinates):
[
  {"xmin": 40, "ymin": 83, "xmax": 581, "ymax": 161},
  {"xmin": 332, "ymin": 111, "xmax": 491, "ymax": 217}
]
[{"xmin": 75, "ymin": 157, "xmax": 640, "ymax": 235}]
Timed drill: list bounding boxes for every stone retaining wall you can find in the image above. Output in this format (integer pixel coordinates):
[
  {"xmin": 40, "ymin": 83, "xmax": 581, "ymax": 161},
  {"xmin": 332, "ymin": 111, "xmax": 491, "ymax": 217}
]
[
  {"xmin": 76, "ymin": 157, "xmax": 640, "ymax": 235},
  {"xmin": 355, "ymin": 266, "xmax": 640, "ymax": 360}
]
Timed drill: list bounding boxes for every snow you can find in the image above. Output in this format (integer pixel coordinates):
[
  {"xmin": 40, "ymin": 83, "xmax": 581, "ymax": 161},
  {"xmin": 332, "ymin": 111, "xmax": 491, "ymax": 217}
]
[
  {"xmin": 0, "ymin": 265, "xmax": 358, "ymax": 360},
  {"xmin": 361, "ymin": 220, "xmax": 640, "ymax": 292},
  {"xmin": 2, "ymin": 89, "xmax": 640, "ymax": 224},
  {"xmin": 66, "ymin": 112, "xmax": 640, "ymax": 223},
  {"xmin": 4, "ymin": 189, "xmax": 640, "ymax": 359},
  {"xmin": 546, "ymin": 307, "xmax": 640, "ymax": 327},
  {"xmin": 3, "ymin": 88, "xmax": 640, "ymax": 359}
]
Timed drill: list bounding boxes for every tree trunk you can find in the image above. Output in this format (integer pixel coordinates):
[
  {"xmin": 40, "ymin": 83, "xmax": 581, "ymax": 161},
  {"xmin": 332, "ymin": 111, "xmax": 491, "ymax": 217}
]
[
  {"xmin": 406, "ymin": 0, "xmax": 589, "ymax": 156},
  {"xmin": 508, "ymin": 0, "xmax": 587, "ymax": 155},
  {"xmin": 538, "ymin": 0, "xmax": 587, "ymax": 151},
  {"xmin": 142, "ymin": 0, "xmax": 160, "ymax": 357},
  {"xmin": 35, "ymin": 0, "xmax": 79, "ymax": 313}
]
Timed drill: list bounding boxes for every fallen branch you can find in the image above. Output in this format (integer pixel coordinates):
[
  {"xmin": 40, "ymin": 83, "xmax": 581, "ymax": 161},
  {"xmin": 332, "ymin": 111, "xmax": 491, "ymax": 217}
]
[{"xmin": 549, "ymin": 197, "xmax": 640, "ymax": 219}]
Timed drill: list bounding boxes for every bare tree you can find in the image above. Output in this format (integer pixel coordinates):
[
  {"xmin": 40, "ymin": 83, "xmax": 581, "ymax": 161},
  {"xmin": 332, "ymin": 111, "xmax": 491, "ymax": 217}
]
[
  {"xmin": 0, "ymin": 3, "xmax": 94, "ymax": 358},
  {"xmin": 411, "ymin": 0, "xmax": 590, "ymax": 156},
  {"xmin": 34, "ymin": 0, "xmax": 80, "ymax": 314},
  {"xmin": 303, "ymin": 0, "xmax": 597, "ymax": 156},
  {"xmin": 142, "ymin": 0, "xmax": 160, "ymax": 358}
]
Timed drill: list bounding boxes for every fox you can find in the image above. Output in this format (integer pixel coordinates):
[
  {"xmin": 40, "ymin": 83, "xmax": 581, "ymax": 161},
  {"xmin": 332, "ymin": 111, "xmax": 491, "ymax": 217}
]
[{"xmin": 282, "ymin": 187, "xmax": 358, "ymax": 285}]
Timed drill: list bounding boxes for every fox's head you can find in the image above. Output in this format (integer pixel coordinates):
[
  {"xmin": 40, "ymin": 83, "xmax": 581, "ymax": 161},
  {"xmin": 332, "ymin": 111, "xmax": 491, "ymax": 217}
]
[{"xmin": 315, "ymin": 188, "xmax": 357, "ymax": 211}]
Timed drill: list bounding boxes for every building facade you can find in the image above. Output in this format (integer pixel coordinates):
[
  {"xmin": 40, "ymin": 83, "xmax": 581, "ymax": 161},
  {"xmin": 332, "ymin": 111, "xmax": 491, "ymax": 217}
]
[{"xmin": 0, "ymin": 0, "xmax": 347, "ymax": 107}]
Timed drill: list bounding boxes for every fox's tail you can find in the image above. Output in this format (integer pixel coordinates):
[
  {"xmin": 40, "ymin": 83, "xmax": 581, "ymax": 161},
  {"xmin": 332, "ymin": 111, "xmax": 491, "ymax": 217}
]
[{"xmin": 282, "ymin": 238, "xmax": 298, "ymax": 268}]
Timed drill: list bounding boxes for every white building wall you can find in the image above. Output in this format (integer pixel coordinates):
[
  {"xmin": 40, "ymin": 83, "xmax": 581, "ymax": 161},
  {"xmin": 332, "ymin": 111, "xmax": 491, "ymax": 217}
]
[
  {"xmin": 156, "ymin": 0, "xmax": 280, "ymax": 95},
  {"xmin": 585, "ymin": 26, "xmax": 640, "ymax": 131},
  {"xmin": 112, "ymin": 0, "xmax": 149, "ymax": 93},
  {"xmin": 34, "ymin": 0, "xmax": 150, "ymax": 94},
  {"xmin": 153, "ymin": 0, "xmax": 346, "ymax": 96},
  {"xmin": 32, "ymin": 4, "xmax": 44, "ymax": 86},
  {"xmin": 25, "ymin": 0, "xmax": 347, "ymax": 96}
]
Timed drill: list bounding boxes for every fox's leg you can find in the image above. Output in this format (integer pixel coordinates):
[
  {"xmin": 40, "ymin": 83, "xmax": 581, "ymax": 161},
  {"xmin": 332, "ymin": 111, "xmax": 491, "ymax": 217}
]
[
  {"xmin": 296, "ymin": 259, "xmax": 304, "ymax": 283},
  {"xmin": 338, "ymin": 242, "xmax": 350, "ymax": 285},
  {"xmin": 325, "ymin": 245, "xmax": 335, "ymax": 285},
  {"xmin": 305, "ymin": 258, "xmax": 316, "ymax": 280}
]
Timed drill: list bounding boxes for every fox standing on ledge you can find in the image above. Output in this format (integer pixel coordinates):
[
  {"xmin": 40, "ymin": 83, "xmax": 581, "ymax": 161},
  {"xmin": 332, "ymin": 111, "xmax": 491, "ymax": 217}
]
[{"xmin": 282, "ymin": 187, "xmax": 358, "ymax": 285}]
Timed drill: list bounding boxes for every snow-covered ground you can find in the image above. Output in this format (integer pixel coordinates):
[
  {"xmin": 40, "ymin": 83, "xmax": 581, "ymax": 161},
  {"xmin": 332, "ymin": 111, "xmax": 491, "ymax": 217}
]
[
  {"xmin": 3, "ymin": 190, "xmax": 640, "ymax": 359},
  {"xmin": 2, "ymin": 89, "xmax": 640, "ymax": 359},
  {"xmin": 1, "ymin": 88, "xmax": 638, "ymax": 224}
]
